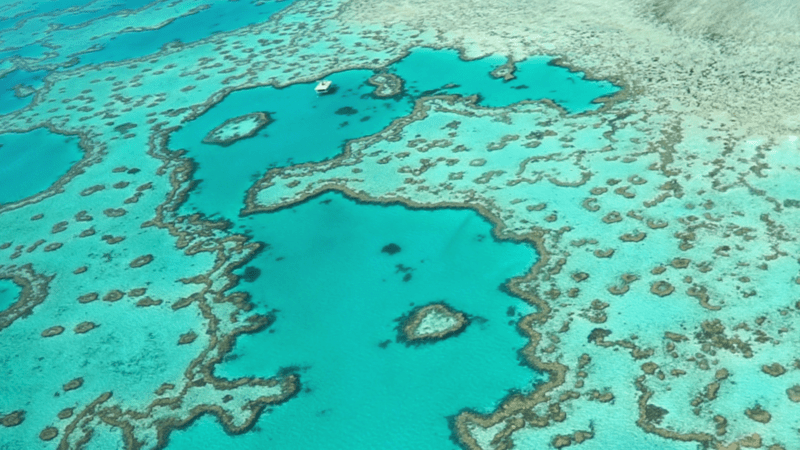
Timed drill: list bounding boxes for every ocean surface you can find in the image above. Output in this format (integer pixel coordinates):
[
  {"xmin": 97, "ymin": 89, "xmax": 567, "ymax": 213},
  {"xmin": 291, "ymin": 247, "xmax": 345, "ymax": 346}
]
[
  {"xmin": 0, "ymin": 129, "xmax": 83, "ymax": 205},
  {"xmin": 0, "ymin": 279, "xmax": 20, "ymax": 312},
  {"xmin": 173, "ymin": 47, "xmax": 617, "ymax": 220},
  {"xmin": 0, "ymin": 1, "xmax": 617, "ymax": 446},
  {"xmin": 166, "ymin": 191, "xmax": 541, "ymax": 449},
  {"xmin": 5, "ymin": 1, "xmax": 787, "ymax": 449},
  {"xmin": 160, "ymin": 46, "xmax": 612, "ymax": 449},
  {"xmin": 0, "ymin": 2, "xmax": 621, "ymax": 449}
]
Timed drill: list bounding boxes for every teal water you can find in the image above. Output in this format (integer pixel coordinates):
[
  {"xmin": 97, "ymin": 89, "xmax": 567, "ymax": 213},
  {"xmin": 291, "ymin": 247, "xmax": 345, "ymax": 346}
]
[
  {"xmin": 55, "ymin": 0, "xmax": 158, "ymax": 28},
  {"xmin": 0, "ymin": 128, "xmax": 83, "ymax": 204},
  {"xmin": 164, "ymin": 191, "xmax": 541, "ymax": 449},
  {"xmin": 0, "ymin": 0, "xmax": 93, "ymax": 29},
  {"xmin": 75, "ymin": 0, "xmax": 293, "ymax": 67},
  {"xmin": 174, "ymin": 47, "xmax": 619, "ymax": 220},
  {"xmin": 170, "ymin": 68, "xmax": 401, "ymax": 219},
  {"xmin": 0, "ymin": 69, "xmax": 47, "ymax": 114},
  {"xmin": 391, "ymin": 48, "xmax": 619, "ymax": 113},
  {"xmin": 0, "ymin": 1, "xmax": 292, "ymax": 70},
  {"xmin": 0, "ymin": 279, "xmax": 21, "ymax": 312},
  {"xmin": 0, "ymin": 44, "xmax": 49, "ymax": 61}
]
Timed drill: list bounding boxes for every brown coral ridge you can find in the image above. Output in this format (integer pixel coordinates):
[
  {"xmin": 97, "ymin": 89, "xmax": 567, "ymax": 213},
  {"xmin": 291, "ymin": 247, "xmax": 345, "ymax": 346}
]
[
  {"xmin": 74, "ymin": 322, "xmax": 97, "ymax": 334},
  {"xmin": 0, "ymin": 410, "xmax": 25, "ymax": 427},
  {"xmin": 39, "ymin": 426, "xmax": 58, "ymax": 441},
  {"xmin": 41, "ymin": 325, "xmax": 65, "ymax": 338},
  {"xmin": 396, "ymin": 302, "xmax": 471, "ymax": 345},
  {"xmin": 636, "ymin": 382, "xmax": 714, "ymax": 446},
  {"xmin": 63, "ymin": 377, "xmax": 84, "ymax": 392},
  {"xmin": 451, "ymin": 315, "xmax": 569, "ymax": 450},
  {"xmin": 147, "ymin": 375, "xmax": 300, "ymax": 448},
  {"xmin": 650, "ymin": 280, "xmax": 675, "ymax": 297},
  {"xmin": 178, "ymin": 331, "xmax": 198, "ymax": 345},
  {"xmin": 744, "ymin": 405, "xmax": 771, "ymax": 424}
]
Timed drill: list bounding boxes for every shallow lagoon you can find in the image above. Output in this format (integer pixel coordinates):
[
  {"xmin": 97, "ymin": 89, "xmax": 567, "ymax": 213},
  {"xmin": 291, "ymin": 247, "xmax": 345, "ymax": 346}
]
[
  {"xmin": 165, "ymin": 191, "xmax": 542, "ymax": 450},
  {"xmin": 0, "ymin": 15, "xmax": 622, "ymax": 445},
  {"xmin": 162, "ymin": 50, "xmax": 618, "ymax": 447},
  {"xmin": 0, "ymin": 69, "xmax": 47, "ymax": 115},
  {"xmin": 0, "ymin": 128, "xmax": 83, "ymax": 205},
  {"xmin": 170, "ymin": 68, "xmax": 386, "ymax": 219},
  {"xmin": 0, "ymin": 279, "xmax": 20, "ymax": 312},
  {"xmin": 392, "ymin": 47, "xmax": 618, "ymax": 113}
]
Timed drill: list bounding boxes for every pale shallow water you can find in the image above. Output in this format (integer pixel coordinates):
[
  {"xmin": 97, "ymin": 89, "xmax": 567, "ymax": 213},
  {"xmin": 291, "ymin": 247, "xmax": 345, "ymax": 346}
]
[{"xmin": 0, "ymin": 69, "xmax": 47, "ymax": 115}]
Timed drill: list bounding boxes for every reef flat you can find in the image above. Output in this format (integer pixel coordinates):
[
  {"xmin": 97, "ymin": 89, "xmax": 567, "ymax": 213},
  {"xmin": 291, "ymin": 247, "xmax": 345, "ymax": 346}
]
[{"xmin": 2, "ymin": 0, "xmax": 800, "ymax": 449}]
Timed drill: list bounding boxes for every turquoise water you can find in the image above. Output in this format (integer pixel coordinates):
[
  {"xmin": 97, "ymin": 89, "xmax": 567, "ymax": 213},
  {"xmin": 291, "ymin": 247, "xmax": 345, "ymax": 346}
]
[
  {"xmin": 0, "ymin": 0, "xmax": 99, "ymax": 45},
  {"xmin": 0, "ymin": 69, "xmax": 47, "ymax": 114},
  {"xmin": 75, "ymin": 1, "xmax": 293, "ymax": 67},
  {"xmin": 55, "ymin": 0, "xmax": 158, "ymax": 28},
  {"xmin": 0, "ymin": 44, "xmax": 49, "ymax": 61},
  {"xmin": 0, "ymin": 128, "xmax": 83, "ymax": 204},
  {"xmin": 174, "ymin": 47, "xmax": 619, "ymax": 220},
  {"xmin": 0, "ymin": 6, "xmax": 624, "ymax": 445},
  {"xmin": 391, "ymin": 48, "xmax": 619, "ymax": 113},
  {"xmin": 170, "ymin": 68, "xmax": 401, "ymax": 219},
  {"xmin": 2, "ymin": 0, "xmax": 796, "ymax": 448},
  {"xmin": 0, "ymin": 279, "xmax": 21, "ymax": 312},
  {"xmin": 164, "ymin": 191, "xmax": 541, "ymax": 449},
  {"xmin": 0, "ymin": 0, "xmax": 92, "ymax": 29},
  {"xmin": 163, "ymin": 50, "xmax": 617, "ymax": 447},
  {"xmin": 0, "ymin": 1, "xmax": 293, "ymax": 71}
]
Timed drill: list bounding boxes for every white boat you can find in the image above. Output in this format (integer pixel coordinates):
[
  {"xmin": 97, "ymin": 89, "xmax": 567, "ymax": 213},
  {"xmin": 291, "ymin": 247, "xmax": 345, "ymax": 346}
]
[{"xmin": 314, "ymin": 80, "xmax": 332, "ymax": 94}]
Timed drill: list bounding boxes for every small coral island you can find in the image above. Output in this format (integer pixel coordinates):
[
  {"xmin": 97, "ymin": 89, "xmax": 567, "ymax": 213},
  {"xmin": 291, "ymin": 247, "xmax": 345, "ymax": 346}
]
[
  {"xmin": 397, "ymin": 302, "xmax": 469, "ymax": 345},
  {"xmin": 367, "ymin": 72, "xmax": 404, "ymax": 98},
  {"xmin": 202, "ymin": 112, "xmax": 272, "ymax": 146}
]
